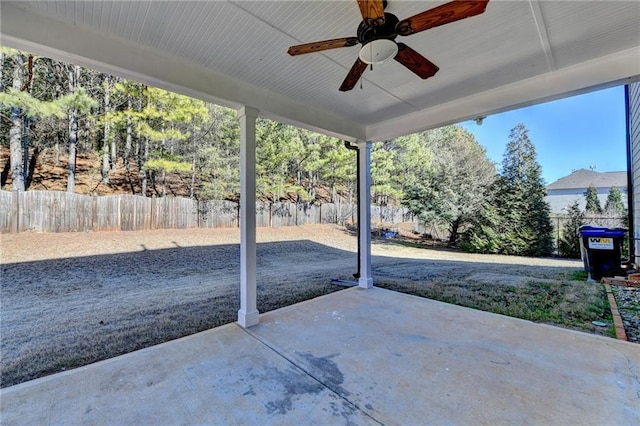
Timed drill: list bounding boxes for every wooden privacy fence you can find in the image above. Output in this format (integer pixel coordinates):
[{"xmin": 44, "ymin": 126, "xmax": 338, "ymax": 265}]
[{"xmin": 0, "ymin": 190, "xmax": 415, "ymax": 233}]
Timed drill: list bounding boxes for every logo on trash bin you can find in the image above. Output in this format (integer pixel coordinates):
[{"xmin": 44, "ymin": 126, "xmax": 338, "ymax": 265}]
[{"xmin": 587, "ymin": 237, "xmax": 614, "ymax": 250}]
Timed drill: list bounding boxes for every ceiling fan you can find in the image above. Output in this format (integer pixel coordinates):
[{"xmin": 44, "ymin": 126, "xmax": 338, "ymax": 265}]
[{"xmin": 287, "ymin": 0, "xmax": 490, "ymax": 91}]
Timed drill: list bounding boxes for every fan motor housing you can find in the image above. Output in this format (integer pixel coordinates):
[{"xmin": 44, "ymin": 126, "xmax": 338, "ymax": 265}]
[{"xmin": 357, "ymin": 13, "xmax": 399, "ymax": 44}]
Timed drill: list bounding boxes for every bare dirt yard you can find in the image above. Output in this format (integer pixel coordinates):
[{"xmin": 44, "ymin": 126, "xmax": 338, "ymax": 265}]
[{"xmin": 1, "ymin": 224, "xmax": 610, "ymax": 387}]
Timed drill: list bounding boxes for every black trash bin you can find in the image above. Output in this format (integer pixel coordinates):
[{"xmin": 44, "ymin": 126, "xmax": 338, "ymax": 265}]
[{"xmin": 578, "ymin": 225, "xmax": 627, "ymax": 281}]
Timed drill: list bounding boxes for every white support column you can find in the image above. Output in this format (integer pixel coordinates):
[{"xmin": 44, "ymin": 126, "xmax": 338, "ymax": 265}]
[
  {"xmin": 358, "ymin": 141, "xmax": 373, "ymax": 288},
  {"xmin": 238, "ymin": 106, "xmax": 260, "ymax": 328}
]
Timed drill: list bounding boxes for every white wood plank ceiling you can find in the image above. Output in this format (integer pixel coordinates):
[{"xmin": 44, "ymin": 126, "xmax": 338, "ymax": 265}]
[{"xmin": 2, "ymin": 1, "xmax": 639, "ymax": 141}]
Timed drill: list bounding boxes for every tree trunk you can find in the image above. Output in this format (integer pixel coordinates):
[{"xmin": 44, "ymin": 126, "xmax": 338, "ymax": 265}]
[
  {"xmin": 151, "ymin": 171, "xmax": 159, "ymax": 196},
  {"xmin": 10, "ymin": 107, "xmax": 24, "ymax": 191},
  {"xmin": 134, "ymin": 133, "xmax": 140, "ymax": 169},
  {"xmin": 55, "ymin": 131, "xmax": 62, "ymax": 166},
  {"xmin": 0, "ymin": 51, "xmax": 4, "ymax": 92},
  {"xmin": 53, "ymin": 68, "xmax": 63, "ymax": 168},
  {"xmin": 101, "ymin": 142, "xmax": 110, "ymax": 183},
  {"xmin": 26, "ymin": 147, "xmax": 40, "ymax": 190},
  {"xmin": 101, "ymin": 74, "xmax": 111, "ymax": 183},
  {"xmin": 67, "ymin": 107, "xmax": 78, "ymax": 193},
  {"xmin": 308, "ymin": 170, "xmax": 316, "ymax": 202},
  {"xmin": 190, "ymin": 158, "xmax": 196, "ymax": 199},
  {"xmin": 1, "ymin": 158, "xmax": 10, "ymax": 188},
  {"xmin": 141, "ymin": 136, "xmax": 149, "ymax": 196},
  {"xmin": 190, "ymin": 135, "xmax": 197, "ymax": 199},
  {"xmin": 82, "ymin": 108, "xmax": 91, "ymax": 152},
  {"xmin": 128, "ymin": 131, "xmax": 139, "ymax": 194},
  {"xmin": 10, "ymin": 54, "xmax": 25, "ymax": 191},
  {"xmin": 160, "ymin": 131, "xmax": 166, "ymax": 197},
  {"xmin": 297, "ymin": 165, "xmax": 303, "ymax": 203},
  {"xmin": 109, "ymin": 82, "xmax": 116, "ymax": 171},
  {"xmin": 141, "ymin": 166, "xmax": 148, "ymax": 197},
  {"xmin": 21, "ymin": 55, "xmax": 35, "ymax": 186},
  {"xmin": 161, "ymin": 170, "xmax": 167, "ymax": 197},
  {"xmin": 124, "ymin": 97, "xmax": 132, "ymax": 172},
  {"xmin": 448, "ymin": 218, "xmax": 461, "ymax": 245},
  {"xmin": 22, "ymin": 116, "xmax": 29, "ymax": 183},
  {"xmin": 67, "ymin": 65, "xmax": 80, "ymax": 193}
]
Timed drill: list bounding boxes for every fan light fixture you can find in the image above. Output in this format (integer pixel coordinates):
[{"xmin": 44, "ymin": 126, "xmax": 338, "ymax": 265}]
[
  {"xmin": 287, "ymin": 0, "xmax": 490, "ymax": 91},
  {"xmin": 358, "ymin": 39, "xmax": 398, "ymax": 64}
]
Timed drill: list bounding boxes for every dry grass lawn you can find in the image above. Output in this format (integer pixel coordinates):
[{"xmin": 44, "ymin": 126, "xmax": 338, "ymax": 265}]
[{"xmin": 1, "ymin": 225, "xmax": 608, "ymax": 388}]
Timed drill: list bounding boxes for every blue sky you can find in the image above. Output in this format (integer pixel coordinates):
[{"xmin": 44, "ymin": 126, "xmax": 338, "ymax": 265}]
[{"xmin": 459, "ymin": 85, "xmax": 627, "ymax": 185}]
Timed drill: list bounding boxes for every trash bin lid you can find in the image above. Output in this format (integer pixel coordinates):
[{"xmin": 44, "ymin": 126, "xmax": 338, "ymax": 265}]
[{"xmin": 578, "ymin": 225, "xmax": 627, "ymax": 238}]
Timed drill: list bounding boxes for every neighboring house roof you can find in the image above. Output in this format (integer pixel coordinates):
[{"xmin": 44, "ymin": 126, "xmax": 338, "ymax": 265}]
[{"xmin": 546, "ymin": 169, "xmax": 627, "ymax": 191}]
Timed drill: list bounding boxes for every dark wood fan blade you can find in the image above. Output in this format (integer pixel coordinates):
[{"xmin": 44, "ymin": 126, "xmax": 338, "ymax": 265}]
[
  {"xmin": 288, "ymin": 37, "xmax": 359, "ymax": 56},
  {"xmin": 339, "ymin": 58, "xmax": 368, "ymax": 92},
  {"xmin": 396, "ymin": 1, "xmax": 489, "ymax": 36},
  {"xmin": 357, "ymin": 0, "xmax": 385, "ymax": 26},
  {"xmin": 394, "ymin": 43, "xmax": 439, "ymax": 79}
]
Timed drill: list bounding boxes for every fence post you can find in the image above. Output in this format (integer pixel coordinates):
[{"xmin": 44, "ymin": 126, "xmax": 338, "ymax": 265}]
[
  {"xmin": 117, "ymin": 195, "xmax": 121, "ymax": 231},
  {"xmin": 92, "ymin": 195, "xmax": 98, "ymax": 231},
  {"xmin": 150, "ymin": 196, "xmax": 156, "ymax": 229},
  {"xmin": 12, "ymin": 190, "xmax": 19, "ymax": 233},
  {"xmin": 351, "ymin": 202, "xmax": 355, "ymax": 224}
]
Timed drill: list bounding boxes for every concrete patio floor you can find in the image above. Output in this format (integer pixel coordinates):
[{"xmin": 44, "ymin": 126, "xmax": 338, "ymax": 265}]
[{"xmin": 2, "ymin": 287, "xmax": 639, "ymax": 425}]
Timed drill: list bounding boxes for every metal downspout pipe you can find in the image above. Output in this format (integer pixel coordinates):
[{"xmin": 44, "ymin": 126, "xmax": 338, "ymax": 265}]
[
  {"xmin": 344, "ymin": 140, "xmax": 361, "ymax": 279},
  {"xmin": 624, "ymin": 85, "xmax": 635, "ymax": 265}
]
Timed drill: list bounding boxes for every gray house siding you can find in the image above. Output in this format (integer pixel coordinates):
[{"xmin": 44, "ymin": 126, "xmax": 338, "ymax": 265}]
[
  {"xmin": 545, "ymin": 169, "xmax": 627, "ymax": 214},
  {"xmin": 545, "ymin": 188, "xmax": 626, "ymax": 214},
  {"xmin": 630, "ymin": 83, "xmax": 640, "ymax": 264}
]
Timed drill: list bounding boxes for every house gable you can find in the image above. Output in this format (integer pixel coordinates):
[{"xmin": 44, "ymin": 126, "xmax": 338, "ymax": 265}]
[{"xmin": 545, "ymin": 169, "xmax": 627, "ymax": 213}]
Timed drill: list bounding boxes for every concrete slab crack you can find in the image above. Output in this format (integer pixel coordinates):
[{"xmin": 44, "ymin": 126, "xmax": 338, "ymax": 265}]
[{"xmin": 610, "ymin": 344, "xmax": 640, "ymax": 399}]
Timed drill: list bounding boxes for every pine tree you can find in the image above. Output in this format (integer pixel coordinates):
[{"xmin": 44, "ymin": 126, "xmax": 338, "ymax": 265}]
[
  {"xmin": 464, "ymin": 123, "xmax": 554, "ymax": 256},
  {"xmin": 558, "ymin": 200, "xmax": 584, "ymax": 258},
  {"xmin": 371, "ymin": 141, "xmax": 402, "ymax": 205},
  {"xmin": 584, "ymin": 185, "xmax": 602, "ymax": 214},
  {"xmin": 194, "ymin": 104, "xmax": 239, "ymax": 200},
  {"xmin": 604, "ymin": 186, "xmax": 625, "ymax": 214},
  {"xmin": 460, "ymin": 196, "xmax": 501, "ymax": 253},
  {"xmin": 321, "ymin": 139, "xmax": 356, "ymax": 203},
  {"xmin": 55, "ymin": 65, "xmax": 97, "ymax": 193},
  {"xmin": 0, "ymin": 48, "xmax": 65, "ymax": 190},
  {"xmin": 133, "ymin": 86, "xmax": 208, "ymax": 196},
  {"xmin": 495, "ymin": 123, "xmax": 554, "ymax": 256}
]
